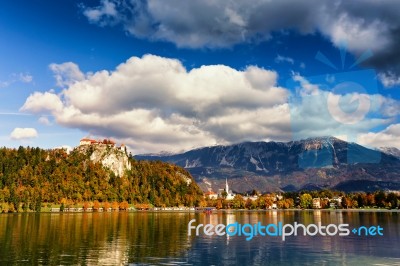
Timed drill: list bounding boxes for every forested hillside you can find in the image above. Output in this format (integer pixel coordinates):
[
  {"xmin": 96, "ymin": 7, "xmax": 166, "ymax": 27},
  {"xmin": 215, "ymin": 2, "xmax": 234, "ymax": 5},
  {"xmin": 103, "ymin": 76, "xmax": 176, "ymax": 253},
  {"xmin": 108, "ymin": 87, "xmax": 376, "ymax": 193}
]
[{"xmin": 0, "ymin": 146, "xmax": 203, "ymax": 212}]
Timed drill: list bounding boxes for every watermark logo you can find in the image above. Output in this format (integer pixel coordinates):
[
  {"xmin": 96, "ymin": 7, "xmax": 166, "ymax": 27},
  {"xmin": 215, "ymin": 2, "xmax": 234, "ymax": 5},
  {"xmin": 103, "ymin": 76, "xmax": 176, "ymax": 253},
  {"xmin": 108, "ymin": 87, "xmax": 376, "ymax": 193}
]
[
  {"xmin": 188, "ymin": 219, "xmax": 384, "ymax": 241},
  {"xmin": 287, "ymin": 43, "xmax": 382, "ymax": 168}
]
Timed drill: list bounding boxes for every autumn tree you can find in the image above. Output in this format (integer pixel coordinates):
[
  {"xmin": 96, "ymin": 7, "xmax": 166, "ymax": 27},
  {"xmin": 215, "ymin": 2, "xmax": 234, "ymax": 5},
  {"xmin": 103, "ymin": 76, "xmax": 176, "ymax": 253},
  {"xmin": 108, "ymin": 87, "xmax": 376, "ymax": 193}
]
[
  {"xmin": 93, "ymin": 200, "xmax": 101, "ymax": 211},
  {"xmin": 300, "ymin": 193, "xmax": 312, "ymax": 209},
  {"xmin": 232, "ymin": 195, "xmax": 245, "ymax": 209},
  {"xmin": 119, "ymin": 201, "xmax": 129, "ymax": 210}
]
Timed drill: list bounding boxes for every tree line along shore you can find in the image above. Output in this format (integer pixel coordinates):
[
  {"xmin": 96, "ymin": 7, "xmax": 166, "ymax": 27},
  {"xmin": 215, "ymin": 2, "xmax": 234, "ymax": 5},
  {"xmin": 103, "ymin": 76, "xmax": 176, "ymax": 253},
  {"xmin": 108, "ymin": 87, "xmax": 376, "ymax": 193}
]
[
  {"xmin": 0, "ymin": 146, "xmax": 399, "ymax": 213},
  {"xmin": 201, "ymin": 189, "xmax": 400, "ymax": 210}
]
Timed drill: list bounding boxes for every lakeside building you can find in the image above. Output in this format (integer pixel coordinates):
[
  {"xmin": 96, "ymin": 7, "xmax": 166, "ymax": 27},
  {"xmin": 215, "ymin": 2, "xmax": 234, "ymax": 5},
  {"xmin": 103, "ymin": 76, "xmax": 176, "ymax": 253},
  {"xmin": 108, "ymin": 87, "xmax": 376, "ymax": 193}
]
[
  {"xmin": 205, "ymin": 178, "xmax": 235, "ymax": 200},
  {"xmin": 312, "ymin": 198, "xmax": 321, "ymax": 209},
  {"xmin": 217, "ymin": 178, "xmax": 235, "ymax": 200},
  {"xmin": 243, "ymin": 195, "xmax": 259, "ymax": 201},
  {"xmin": 204, "ymin": 191, "xmax": 218, "ymax": 200}
]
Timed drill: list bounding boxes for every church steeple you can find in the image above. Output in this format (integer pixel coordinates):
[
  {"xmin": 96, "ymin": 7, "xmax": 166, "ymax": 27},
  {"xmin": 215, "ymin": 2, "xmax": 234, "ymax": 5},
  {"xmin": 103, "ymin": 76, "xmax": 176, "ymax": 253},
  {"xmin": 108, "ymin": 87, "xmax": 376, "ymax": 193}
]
[{"xmin": 225, "ymin": 178, "xmax": 229, "ymax": 193}]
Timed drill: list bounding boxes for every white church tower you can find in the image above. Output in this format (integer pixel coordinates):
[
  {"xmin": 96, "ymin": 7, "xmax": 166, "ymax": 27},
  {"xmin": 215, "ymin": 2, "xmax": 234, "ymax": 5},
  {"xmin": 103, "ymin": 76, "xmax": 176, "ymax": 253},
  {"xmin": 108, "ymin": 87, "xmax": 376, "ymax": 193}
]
[
  {"xmin": 225, "ymin": 178, "xmax": 235, "ymax": 200},
  {"xmin": 217, "ymin": 178, "xmax": 235, "ymax": 200}
]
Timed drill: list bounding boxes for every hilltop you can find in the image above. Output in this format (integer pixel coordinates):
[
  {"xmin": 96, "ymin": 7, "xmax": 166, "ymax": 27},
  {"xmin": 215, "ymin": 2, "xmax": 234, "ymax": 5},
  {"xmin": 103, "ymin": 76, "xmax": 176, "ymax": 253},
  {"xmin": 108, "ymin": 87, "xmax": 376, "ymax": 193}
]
[
  {"xmin": 0, "ymin": 144, "xmax": 204, "ymax": 212},
  {"xmin": 75, "ymin": 138, "xmax": 131, "ymax": 177}
]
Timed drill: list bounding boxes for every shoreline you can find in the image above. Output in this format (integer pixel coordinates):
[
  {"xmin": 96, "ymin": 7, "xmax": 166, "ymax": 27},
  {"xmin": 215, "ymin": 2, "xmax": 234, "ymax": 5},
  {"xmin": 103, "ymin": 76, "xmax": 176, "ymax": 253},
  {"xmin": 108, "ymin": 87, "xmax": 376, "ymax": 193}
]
[{"xmin": 1, "ymin": 208, "xmax": 399, "ymax": 214}]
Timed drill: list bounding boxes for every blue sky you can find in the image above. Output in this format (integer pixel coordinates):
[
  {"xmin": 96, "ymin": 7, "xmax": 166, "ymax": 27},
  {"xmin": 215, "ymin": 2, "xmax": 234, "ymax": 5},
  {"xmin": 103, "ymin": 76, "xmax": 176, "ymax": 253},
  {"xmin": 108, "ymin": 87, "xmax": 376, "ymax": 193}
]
[{"xmin": 1, "ymin": 0, "xmax": 399, "ymax": 153}]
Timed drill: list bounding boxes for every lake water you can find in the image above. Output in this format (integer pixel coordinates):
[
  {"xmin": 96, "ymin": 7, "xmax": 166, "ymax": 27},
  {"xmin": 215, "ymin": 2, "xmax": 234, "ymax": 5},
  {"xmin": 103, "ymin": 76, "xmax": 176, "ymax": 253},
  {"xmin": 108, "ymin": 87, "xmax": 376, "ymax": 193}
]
[{"xmin": 0, "ymin": 211, "xmax": 399, "ymax": 265}]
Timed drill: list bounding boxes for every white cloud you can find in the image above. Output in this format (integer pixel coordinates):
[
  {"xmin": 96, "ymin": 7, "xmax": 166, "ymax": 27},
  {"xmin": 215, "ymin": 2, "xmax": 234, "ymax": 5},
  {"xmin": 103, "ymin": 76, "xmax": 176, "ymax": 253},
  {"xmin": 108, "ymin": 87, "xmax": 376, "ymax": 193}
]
[
  {"xmin": 292, "ymin": 73, "xmax": 319, "ymax": 96},
  {"xmin": 10, "ymin": 128, "xmax": 38, "ymax": 140},
  {"xmin": 82, "ymin": 0, "xmax": 118, "ymax": 25},
  {"xmin": 275, "ymin": 55, "xmax": 294, "ymax": 65},
  {"xmin": 21, "ymin": 56, "xmax": 398, "ymax": 153},
  {"xmin": 319, "ymin": 13, "xmax": 391, "ymax": 54},
  {"xmin": 21, "ymin": 55, "xmax": 289, "ymax": 153},
  {"xmin": 327, "ymin": 93, "xmax": 371, "ymax": 125},
  {"xmin": 378, "ymin": 96, "xmax": 400, "ymax": 117},
  {"xmin": 358, "ymin": 124, "xmax": 400, "ymax": 149},
  {"xmin": 378, "ymin": 72, "xmax": 400, "ymax": 88},
  {"xmin": 289, "ymin": 74, "xmax": 394, "ymax": 141},
  {"xmin": 0, "ymin": 72, "xmax": 33, "ymax": 88},
  {"xmin": 20, "ymin": 91, "xmax": 64, "ymax": 114},
  {"xmin": 49, "ymin": 62, "xmax": 85, "ymax": 87},
  {"xmin": 80, "ymin": 1, "xmax": 399, "ymax": 53},
  {"xmin": 38, "ymin": 116, "xmax": 52, "ymax": 125},
  {"xmin": 81, "ymin": 0, "xmax": 400, "ymax": 84},
  {"xmin": 19, "ymin": 73, "xmax": 33, "ymax": 83}
]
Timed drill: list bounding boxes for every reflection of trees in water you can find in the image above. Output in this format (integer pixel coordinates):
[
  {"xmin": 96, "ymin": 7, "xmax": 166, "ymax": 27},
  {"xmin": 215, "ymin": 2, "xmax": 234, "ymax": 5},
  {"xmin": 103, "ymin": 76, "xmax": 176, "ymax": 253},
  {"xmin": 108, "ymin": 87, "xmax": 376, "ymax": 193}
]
[
  {"xmin": 0, "ymin": 211, "xmax": 399, "ymax": 265},
  {"xmin": 0, "ymin": 212, "xmax": 196, "ymax": 265}
]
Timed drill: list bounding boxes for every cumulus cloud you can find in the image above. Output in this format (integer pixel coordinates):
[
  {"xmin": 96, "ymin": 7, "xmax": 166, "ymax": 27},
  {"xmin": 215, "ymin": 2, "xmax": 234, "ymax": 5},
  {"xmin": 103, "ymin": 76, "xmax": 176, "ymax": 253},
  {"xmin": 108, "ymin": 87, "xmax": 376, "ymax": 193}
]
[
  {"xmin": 20, "ymin": 56, "xmax": 398, "ymax": 153},
  {"xmin": 10, "ymin": 128, "xmax": 38, "ymax": 140},
  {"xmin": 289, "ymin": 74, "xmax": 395, "ymax": 141},
  {"xmin": 21, "ymin": 55, "xmax": 289, "ymax": 153},
  {"xmin": 80, "ymin": 0, "xmax": 400, "ymax": 83},
  {"xmin": 379, "ymin": 72, "xmax": 400, "ymax": 88},
  {"xmin": 358, "ymin": 124, "xmax": 400, "ymax": 149},
  {"xmin": 292, "ymin": 73, "xmax": 319, "ymax": 96},
  {"xmin": 20, "ymin": 91, "xmax": 64, "ymax": 114},
  {"xmin": 82, "ymin": 0, "xmax": 119, "ymax": 26},
  {"xmin": 378, "ymin": 95, "xmax": 400, "ymax": 117},
  {"xmin": 49, "ymin": 62, "xmax": 85, "ymax": 87}
]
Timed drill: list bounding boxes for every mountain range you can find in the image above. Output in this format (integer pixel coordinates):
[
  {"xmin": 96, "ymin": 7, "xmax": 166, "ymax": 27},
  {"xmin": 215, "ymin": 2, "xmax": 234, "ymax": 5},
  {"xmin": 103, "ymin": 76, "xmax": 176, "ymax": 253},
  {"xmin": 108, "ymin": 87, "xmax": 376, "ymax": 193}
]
[{"xmin": 135, "ymin": 137, "xmax": 400, "ymax": 193}]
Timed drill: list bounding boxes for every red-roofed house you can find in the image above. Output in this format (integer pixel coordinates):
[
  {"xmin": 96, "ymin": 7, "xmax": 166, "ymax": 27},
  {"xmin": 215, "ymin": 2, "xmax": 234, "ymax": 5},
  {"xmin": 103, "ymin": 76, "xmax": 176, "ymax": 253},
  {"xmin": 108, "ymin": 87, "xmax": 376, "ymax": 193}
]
[{"xmin": 204, "ymin": 191, "xmax": 218, "ymax": 200}]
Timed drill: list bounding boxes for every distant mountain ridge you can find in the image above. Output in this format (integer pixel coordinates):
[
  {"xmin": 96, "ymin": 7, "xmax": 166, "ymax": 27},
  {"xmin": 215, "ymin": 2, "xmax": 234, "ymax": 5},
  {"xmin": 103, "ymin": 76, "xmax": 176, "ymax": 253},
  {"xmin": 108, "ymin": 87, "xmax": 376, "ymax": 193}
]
[
  {"xmin": 378, "ymin": 147, "xmax": 400, "ymax": 159},
  {"xmin": 135, "ymin": 137, "xmax": 400, "ymax": 193}
]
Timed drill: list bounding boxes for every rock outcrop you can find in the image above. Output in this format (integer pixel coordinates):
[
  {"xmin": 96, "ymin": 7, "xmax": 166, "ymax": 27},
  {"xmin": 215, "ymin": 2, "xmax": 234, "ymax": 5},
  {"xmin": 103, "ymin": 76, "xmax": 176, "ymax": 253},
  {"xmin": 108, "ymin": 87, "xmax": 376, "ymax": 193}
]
[{"xmin": 77, "ymin": 144, "xmax": 131, "ymax": 177}]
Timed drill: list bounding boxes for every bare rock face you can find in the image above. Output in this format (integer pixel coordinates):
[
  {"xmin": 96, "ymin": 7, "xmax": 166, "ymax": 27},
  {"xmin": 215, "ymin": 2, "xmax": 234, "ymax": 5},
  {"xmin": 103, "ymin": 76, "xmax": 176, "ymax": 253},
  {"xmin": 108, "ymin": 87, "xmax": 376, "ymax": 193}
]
[
  {"xmin": 77, "ymin": 144, "xmax": 131, "ymax": 177},
  {"xmin": 176, "ymin": 171, "xmax": 192, "ymax": 185}
]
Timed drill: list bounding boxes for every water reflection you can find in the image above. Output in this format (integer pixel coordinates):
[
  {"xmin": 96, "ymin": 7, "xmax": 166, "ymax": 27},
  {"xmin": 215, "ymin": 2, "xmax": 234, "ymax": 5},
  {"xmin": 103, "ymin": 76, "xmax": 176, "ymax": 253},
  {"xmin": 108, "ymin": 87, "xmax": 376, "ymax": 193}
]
[
  {"xmin": 0, "ymin": 212, "xmax": 196, "ymax": 265},
  {"xmin": 0, "ymin": 211, "xmax": 399, "ymax": 265}
]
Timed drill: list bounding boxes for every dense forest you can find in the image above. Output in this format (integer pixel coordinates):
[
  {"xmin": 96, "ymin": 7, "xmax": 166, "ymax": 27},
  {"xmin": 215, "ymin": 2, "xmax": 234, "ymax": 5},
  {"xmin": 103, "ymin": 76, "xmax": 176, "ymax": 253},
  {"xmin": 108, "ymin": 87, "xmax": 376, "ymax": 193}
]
[{"xmin": 0, "ymin": 146, "xmax": 204, "ymax": 212}]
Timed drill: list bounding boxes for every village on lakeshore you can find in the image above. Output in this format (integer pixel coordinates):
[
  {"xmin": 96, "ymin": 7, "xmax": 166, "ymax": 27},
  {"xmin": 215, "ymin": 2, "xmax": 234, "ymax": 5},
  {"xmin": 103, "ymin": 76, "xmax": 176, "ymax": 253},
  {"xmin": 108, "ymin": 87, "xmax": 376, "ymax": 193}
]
[
  {"xmin": 202, "ymin": 178, "xmax": 345, "ymax": 210},
  {"xmin": 0, "ymin": 138, "xmax": 399, "ymax": 213},
  {"xmin": 200, "ymin": 177, "xmax": 400, "ymax": 211},
  {"xmin": 47, "ymin": 177, "xmax": 400, "ymax": 213}
]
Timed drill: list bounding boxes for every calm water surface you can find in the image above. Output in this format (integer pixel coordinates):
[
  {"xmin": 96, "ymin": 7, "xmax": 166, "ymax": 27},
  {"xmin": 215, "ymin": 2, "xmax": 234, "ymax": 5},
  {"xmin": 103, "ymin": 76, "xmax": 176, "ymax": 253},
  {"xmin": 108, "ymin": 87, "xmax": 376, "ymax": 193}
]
[{"xmin": 0, "ymin": 211, "xmax": 399, "ymax": 265}]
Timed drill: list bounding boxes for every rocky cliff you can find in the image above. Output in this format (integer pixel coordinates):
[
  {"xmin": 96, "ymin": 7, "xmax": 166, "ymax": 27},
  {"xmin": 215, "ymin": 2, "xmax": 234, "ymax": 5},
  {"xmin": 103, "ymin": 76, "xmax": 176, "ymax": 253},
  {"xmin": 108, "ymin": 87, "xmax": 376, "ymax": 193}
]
[{"xmin": 76, "ymin": 144, "xmax": 131, "ymax": 177}]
